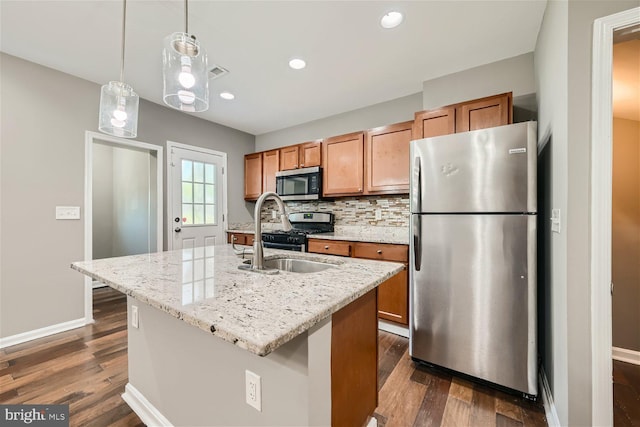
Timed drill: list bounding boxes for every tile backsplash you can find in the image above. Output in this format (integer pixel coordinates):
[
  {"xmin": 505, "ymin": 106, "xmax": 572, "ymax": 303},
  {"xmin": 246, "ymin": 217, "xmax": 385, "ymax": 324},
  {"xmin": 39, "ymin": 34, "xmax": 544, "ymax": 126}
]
[{"xmin": 258, "ymin": 195, "xmax": 410, "ymax": 227}]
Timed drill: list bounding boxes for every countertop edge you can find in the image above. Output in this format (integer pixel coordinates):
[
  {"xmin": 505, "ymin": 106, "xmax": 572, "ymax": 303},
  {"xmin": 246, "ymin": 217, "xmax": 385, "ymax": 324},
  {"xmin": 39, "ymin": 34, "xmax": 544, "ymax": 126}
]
[{"xmin": 71, "ymin": 261, "xmax": 405, "ymax": 357}]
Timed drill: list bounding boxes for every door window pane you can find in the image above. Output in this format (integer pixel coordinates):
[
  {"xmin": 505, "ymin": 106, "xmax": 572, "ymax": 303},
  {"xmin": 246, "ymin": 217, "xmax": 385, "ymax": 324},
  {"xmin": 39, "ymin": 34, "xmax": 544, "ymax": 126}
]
[
  {"xmin": 181, "ymin": 160, "xmax": 217, "ymax": 226},
  {"xmin": 194, "ymin": 162, "xmax": 204, "ymax": 183},
  {"xmin": 182, "ymin": 182, "xmax": 193, "ymax": 203},
  {"xmin": 182, "ymin": 160, "xmax": 193, "ymax": 181},
  {"xmin": 205, "ymin": 164, "xmax": 215, "ymax": 184}
]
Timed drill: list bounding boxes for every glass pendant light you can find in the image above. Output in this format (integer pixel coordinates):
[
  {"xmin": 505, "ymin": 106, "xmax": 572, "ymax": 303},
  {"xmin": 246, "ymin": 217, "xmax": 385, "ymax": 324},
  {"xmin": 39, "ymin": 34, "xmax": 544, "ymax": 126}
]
[
  {"xmin": 162, "ymin": 0, "xmax": 209, "ymax": 112},
  {"xmin": 98, "ymin": 0, "xmax": 139, "ymax": 138}
]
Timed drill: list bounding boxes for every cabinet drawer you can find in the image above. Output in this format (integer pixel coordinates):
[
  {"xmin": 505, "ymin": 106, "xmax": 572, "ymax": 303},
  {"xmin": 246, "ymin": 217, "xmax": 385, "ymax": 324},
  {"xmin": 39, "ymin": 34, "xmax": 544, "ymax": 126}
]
[
  {"xmin": 228, "ymin": 233, "xmax": 253, "ymax": 246},
  {"xmin": 307, "ymin": 239, "xmax": 352, "ymax": 257},
  {"xmin": 353, "ymin": 242, "xmax": 408, "ymax": 263}
]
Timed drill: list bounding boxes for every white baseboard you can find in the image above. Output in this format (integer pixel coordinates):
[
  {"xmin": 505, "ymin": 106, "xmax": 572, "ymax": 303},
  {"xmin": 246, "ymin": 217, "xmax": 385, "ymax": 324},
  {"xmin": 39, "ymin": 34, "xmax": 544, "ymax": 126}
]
[
  {"xmin": 539, "ymin": 367, "xmax": 561, "ymax": 427},
  {"xmin": 0, "ymin": 317, "xmax": 87, "ymax": 349},
  {"xmin": 122, "ymin": 383, "xmax": 173, "ymax": 427},
  {"xmin": 378, "ymin": 320, "xmax": 409, "ymax": 338},
  {"xmin": 612, "ymin": 346, "xmax": 640, "ymax": 366}
]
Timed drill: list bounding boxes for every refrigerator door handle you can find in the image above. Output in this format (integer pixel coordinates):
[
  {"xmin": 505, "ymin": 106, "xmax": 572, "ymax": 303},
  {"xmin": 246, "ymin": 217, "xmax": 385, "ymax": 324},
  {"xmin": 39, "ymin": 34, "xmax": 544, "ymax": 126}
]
[
  {"xmin": 412, "ymin": 156, "xmax": 421, "ymax": 211},
  {"xmin": 413, "ymin": 215, "xmax": 421, "ymax": 271}
]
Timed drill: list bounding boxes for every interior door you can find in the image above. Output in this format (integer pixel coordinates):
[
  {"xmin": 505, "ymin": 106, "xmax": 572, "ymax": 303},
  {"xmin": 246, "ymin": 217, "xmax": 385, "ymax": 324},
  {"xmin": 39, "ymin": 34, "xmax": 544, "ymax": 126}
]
[{"xmin": 169, "ymin": 144, "xmax": 226, "ymax": 250}]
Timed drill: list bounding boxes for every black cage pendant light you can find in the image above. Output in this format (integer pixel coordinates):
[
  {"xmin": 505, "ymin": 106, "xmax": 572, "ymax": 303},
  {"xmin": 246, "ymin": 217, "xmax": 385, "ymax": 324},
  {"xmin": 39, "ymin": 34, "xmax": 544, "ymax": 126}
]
[
  {"xmin": 162, "ymin": 0, "xmax": 209, "ymax": 112},
  {"xmin": 98, "ymin": 0, "xmax": 139, "ymax": 138}
]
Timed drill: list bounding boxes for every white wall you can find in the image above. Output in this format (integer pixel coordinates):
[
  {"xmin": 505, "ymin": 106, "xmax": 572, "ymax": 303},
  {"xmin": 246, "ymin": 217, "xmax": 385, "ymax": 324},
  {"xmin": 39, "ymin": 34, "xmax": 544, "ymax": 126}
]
[
  {"xmin": 0, "ymin": 53, "xmax": 255, "ymax": 339},
  {"xmin": 255, "ymin": 93, "xmax": 422, "ymax": 152},
  {"xmin": 92, "ymin": 142, "xmax": 114, "ymax": 260},
  {"xmin": 422, "ymin": 52, "xmax": 536, "ymax": 110}
]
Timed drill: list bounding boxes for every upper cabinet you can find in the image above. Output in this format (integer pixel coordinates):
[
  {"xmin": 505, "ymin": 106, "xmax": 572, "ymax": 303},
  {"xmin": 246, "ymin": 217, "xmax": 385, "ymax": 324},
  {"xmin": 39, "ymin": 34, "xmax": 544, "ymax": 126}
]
[
  {"xmin": 244, "ymin": 153, "xmax": 263, "ymax": 201},
  {"xmin": 457, "ymin": 93, "xmax": 511, "ymax": 132},
  {"xmin": 413, "ymin": 92, "xmax": 512, "ymax": 139},
  {"xmin": 280, "ymin": 145, "xmax": 299, "ymax": 171},
  {"xmin": 262, "ymin": 149, "xmax": 280, "ymax": 193},
  {"xmin": 364, "ymin": 121, "xmax": 413, "ymax": 194},
  {"xmin": 299, "ymin": 140, "xmax": 322, "ymax": 168},
  {"xmin": 323, "ymin": 132, "xmax": 364, "ymax": 197},
  {"xmin": 413, "ymin": 107, "xmax": 456, "ymax": 139}
]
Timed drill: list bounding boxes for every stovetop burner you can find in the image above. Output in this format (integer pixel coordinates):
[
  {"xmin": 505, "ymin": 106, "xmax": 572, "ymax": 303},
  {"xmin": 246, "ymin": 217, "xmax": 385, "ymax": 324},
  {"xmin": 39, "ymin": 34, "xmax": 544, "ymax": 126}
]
[{"xmin": 261, "ymin": 212, "xmax": 334, "ymax": 248}]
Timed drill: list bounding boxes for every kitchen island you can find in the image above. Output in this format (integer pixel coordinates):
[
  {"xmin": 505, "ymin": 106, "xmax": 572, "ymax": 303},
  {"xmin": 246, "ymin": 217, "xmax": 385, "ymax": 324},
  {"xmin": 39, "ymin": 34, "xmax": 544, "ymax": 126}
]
[{"xmin": 72, "ymin": 244, "xmax": 403, "ymax": 427}]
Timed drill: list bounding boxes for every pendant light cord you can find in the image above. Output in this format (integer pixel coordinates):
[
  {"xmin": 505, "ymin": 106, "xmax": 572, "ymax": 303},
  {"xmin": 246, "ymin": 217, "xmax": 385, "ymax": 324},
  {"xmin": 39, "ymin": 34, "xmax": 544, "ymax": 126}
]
[
  {"xmin": 120, "ymin": 0, "xmax": 127, "ymax": 83},
  {"xmin": 184, "ymin": 0, "xmax": 189, "ymax": 34}
]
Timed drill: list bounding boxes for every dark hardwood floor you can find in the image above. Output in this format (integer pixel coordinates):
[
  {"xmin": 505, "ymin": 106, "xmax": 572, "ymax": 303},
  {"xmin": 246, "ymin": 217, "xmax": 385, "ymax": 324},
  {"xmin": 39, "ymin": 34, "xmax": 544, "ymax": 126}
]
[
  {"xmin": 3, "ymin": 287, "xmax": 550, "ymax": 427},
  {"xmin": 374, "ymin": 331, "xmax": 547, "ymax": 427},
  {"xmin": 0, "ymin": 287, "xmax": 143, "ymax": 427},
  {"xmin": 614, "ymin": 360, "xmax": 640, "ymax": 427}
]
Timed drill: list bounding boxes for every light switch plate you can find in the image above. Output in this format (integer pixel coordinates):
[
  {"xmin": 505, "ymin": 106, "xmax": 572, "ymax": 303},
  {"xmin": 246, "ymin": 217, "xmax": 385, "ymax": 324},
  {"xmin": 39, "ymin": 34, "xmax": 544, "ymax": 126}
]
[
  {"xmin": 56, "ymin": 206, "xmax": 81, "ymax": 220},
  {"xmin": 551, "ymin": 208, "xmax": 561, "ymax": 233}
]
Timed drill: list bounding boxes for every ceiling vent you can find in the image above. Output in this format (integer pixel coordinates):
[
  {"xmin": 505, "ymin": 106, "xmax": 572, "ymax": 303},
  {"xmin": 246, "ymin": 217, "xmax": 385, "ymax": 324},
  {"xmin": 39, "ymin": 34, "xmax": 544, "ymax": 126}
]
[{"xmin": 209, "ymin": 65, "xmax": 229, "ymax": 80}]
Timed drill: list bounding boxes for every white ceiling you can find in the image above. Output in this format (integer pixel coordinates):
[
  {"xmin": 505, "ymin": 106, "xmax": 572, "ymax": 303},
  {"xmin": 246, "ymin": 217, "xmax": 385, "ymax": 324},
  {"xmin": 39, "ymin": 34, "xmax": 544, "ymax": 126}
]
[{"xmin": 0, "ymin": 1, "xmax": 547, "ymax": 135}]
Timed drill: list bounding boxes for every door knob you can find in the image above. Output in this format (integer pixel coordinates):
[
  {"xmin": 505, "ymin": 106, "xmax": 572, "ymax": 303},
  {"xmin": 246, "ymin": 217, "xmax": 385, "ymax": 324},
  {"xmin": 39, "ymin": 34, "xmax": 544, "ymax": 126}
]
[
  {"xmin": 175, "ymin": 227, "xmax": 181, "ymax": 233},
  {"xmin": 174, "ymin": 217, "xmax": 180, "ymax": 223}
]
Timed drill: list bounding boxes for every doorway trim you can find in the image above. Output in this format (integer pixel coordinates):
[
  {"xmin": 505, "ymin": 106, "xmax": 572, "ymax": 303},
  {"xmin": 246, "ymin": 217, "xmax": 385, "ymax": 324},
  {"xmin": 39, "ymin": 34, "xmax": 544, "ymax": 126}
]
[
  {"xmin": 591, "ymin": 7, "xmax": 639, "ymax": 427},
  {"xmin": 166, "ymin": 141, "xmax": 228, "ymax": 250},
  {"xmin": 84, "ymin": 131, "xmax": 164, "ymax": 324}
]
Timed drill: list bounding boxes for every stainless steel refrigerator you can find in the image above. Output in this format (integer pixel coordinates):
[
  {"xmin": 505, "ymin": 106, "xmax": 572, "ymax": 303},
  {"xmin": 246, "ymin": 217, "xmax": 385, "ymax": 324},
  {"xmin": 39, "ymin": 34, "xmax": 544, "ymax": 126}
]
[{"xmin": 409, "ymin": 121, "xmax": 538, "ymax": 397}]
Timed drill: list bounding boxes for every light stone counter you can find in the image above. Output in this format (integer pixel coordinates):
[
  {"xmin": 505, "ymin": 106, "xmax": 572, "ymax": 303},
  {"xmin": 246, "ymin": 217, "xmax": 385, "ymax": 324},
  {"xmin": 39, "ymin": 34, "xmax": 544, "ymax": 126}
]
[
  {"xmin": 71, "ymin": 245, "xmax": 403, "ymax": 357},
  {"xmin": 308, "ymin": 226, "xmax": 409, "ymax": 245}
]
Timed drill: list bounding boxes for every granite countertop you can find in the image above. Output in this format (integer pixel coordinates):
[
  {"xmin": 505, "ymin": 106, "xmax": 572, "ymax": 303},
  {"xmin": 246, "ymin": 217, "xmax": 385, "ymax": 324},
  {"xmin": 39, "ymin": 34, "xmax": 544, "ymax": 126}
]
[
  {"xmin": 71, "ymin": 245, "xmax": 403, "ymax": 357},
  {"xmin": 226, "ymin": 225, "xmax": 410, "ymax": 245}
]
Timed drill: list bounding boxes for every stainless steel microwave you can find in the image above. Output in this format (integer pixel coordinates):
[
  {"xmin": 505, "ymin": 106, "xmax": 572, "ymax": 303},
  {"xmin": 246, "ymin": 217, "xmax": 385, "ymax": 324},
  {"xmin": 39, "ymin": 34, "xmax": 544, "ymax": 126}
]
[{"xmin": 275, "ymin": 166, "xmax": 322, "ymax": 201}]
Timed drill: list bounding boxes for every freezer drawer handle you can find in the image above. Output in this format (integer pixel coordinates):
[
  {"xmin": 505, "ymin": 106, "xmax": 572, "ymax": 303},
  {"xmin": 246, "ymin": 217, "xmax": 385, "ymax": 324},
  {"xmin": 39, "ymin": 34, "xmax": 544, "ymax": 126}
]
[{"xmin": 413, "ymin": 215, "xmax": 421, "ymax": 271}]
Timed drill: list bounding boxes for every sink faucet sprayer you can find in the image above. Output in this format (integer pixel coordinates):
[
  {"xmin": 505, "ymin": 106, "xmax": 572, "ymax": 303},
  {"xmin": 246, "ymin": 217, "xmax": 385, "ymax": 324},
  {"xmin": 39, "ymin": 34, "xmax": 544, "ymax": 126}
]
[{"xmin": 238, "ymin": 192, "xmax": 292, "ymax": 274}]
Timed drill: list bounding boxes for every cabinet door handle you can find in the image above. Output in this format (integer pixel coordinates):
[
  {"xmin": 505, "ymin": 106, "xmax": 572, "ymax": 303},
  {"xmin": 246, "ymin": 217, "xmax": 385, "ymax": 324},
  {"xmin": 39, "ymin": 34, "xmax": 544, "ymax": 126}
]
[
  {"xmin": 377, "ymin": 250, "xmax": 382, "ymax": 254},
  {"xmin": 324, "ymin": 245, "xmax": 329, "ymax": 250},
  {"xmin": 300, "ymin": 163, "xmax": 304, "ymax": 166}
]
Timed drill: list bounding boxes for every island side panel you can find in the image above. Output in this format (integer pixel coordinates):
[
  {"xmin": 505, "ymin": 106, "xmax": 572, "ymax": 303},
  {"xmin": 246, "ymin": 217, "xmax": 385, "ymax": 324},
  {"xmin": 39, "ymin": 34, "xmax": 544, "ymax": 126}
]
[
  {"xmin": 331, "ymin": 288, "xmax": 378, "ymax": 427},
  {"xmin": 126, "ymin": 297, "xmax": 331, "ymax": 426},
  {"xmin": 308, "ymin": 317, "xmax": 333, "ymax": 426}
]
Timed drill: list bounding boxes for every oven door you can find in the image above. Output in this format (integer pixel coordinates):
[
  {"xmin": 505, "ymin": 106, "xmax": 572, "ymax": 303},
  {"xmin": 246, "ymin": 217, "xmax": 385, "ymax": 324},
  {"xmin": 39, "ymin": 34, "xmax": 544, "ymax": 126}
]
[{"xmin": 262, "ymin": 241, "xmax": 305, "ymax": 252}]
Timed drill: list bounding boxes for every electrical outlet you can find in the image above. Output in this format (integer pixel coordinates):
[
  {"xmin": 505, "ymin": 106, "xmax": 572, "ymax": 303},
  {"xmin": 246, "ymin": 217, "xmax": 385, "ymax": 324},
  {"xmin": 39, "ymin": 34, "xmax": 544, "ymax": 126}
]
[
  {"xmin": 131, "ymin": 305, "xmax": 139, "ymax": 328},
  {"xmin": 375, "ymin": 209, "xmax": 382, "ymax": 220},
  {"xmin": 271, "ymin": 210, "xmax": 277, "ymax": 219},
  {"xmin": 245, "ymin": 370, "xmax": 261, "ymax": 411}
]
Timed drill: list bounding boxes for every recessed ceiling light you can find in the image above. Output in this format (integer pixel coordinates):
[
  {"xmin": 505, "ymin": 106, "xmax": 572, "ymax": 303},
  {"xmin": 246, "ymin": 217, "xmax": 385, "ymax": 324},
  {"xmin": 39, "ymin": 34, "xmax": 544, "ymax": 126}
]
[
  {"xmin": 289, "ymin": 58, "xmax": 306, "ymax": 70},
  {"xmin": 380, "ymin": 11, "xmax": 403, "ymax": 29},
  {"xmin": 220, "ymin": 92, "xmax": 235, "ymax": 100}
]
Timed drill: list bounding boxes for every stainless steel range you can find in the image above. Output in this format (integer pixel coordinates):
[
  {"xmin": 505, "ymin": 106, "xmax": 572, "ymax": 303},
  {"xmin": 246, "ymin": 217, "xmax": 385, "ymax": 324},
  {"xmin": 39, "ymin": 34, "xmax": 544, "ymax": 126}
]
[{"xmin": 262, "ymin": 212, "xmax": 334, "ymax": 251}]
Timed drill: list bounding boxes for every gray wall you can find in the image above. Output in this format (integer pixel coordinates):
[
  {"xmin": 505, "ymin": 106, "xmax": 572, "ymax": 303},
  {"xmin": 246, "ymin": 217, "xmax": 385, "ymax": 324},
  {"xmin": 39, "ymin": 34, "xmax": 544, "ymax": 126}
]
[
  {"xmin": 93, "ymin": 142, "xmax": 158, "ymax": 259},
  {"xmin": 535, "ymin": 1, "xmax": 640, "ymax": 425},
  {"xmin": 255, "ymin": 93, "xmax": 422, "ymax": 152},
  {"xmin": 612, "ymin": 118, "xmax": 640, "ymax": 352},
  {"xmin": 0, "ymin": 53, "xmax": 254, "ymax": 339},
  {"xmin": 534, "ymin": 2, "xmax": 570, "ymax": 425},
  {"xmin": 422, "ymin": 53, "xmax": 536, "ymax": 110}
]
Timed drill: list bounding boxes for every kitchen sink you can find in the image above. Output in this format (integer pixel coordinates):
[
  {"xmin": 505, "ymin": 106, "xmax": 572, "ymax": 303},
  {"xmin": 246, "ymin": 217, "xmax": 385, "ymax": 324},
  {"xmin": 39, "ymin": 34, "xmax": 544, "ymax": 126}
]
[{"xmin": 242, "ymin": 258, "xmax": 334, "ymax": 273}]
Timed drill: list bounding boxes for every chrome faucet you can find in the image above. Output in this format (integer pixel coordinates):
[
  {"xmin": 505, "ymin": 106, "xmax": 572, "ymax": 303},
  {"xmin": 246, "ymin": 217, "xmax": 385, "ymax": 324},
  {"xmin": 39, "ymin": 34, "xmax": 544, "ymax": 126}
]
[{"xmin": 238, "ymin": 192, "xmax": 292, "ymax": 274}]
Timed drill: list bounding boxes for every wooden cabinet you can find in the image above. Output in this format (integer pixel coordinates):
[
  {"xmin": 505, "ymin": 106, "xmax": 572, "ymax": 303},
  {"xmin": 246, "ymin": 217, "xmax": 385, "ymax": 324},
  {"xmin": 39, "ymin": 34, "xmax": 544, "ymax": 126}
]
[
  {"xmin": 414, "ymin": 92, "xmax": 512, "ymax": 139},
  {"xmin": 353, "ymin": 242, "xmax": 408, "ymax": 325},
  {"xmin": 280, "ymin": 145, "xmax": 300, "ymax": 171},
  {"xmin": 227, "ymin": 232, "xmax": 255, "ymax": 246},
  {"xmin": 299, "ymin": 140, "xmax": 322, "ymax": 168},
  {"xmin": 307, "ymin": 239, "xmax": 352, "ymax": 257},
  {"xmin": 244, "ymin": 153, "xmax": 263, "ymax": 201},
  {"xmin": 322, "ymin": 132, "xmax": 364, "ymax": 197},
  {"xmin": 413, "ymin": 107, "xmax": 456, "ymax": 139},
  {"xmin": 364, "ymin": 121, "xmax": 413, "ymax": 194},
  {"xmin": 262, "ymin": 150, "xmax": 280, "ymax": 193},
  {"xmin": 457, "ymin": 92, "xmax": 512, "ymax": 132},
  {"xmin": 308, "ymin": 238, "xmax": 409, "ymax": 325}
]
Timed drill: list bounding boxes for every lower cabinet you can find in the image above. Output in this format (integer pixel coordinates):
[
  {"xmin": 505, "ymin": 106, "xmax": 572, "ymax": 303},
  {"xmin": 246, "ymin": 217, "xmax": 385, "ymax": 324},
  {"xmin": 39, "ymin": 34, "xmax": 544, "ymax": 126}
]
[
  {"xmin": 227, "ymin": 232, "xmax": 255, "ymax": 246},
  {"xmin": 308, "ymin": 238, "xmax": 408, "ymax": 326}
]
